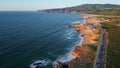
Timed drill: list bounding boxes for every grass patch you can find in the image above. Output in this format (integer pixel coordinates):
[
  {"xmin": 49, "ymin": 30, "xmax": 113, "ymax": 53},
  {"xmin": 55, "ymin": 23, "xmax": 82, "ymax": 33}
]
[
  {"xmin": 89, "ymin": 45, "xmax": 97, "ymax": 52},
  {"xmin": 101, "ymin": 22, "xmax": 120, "ymax": 68}
]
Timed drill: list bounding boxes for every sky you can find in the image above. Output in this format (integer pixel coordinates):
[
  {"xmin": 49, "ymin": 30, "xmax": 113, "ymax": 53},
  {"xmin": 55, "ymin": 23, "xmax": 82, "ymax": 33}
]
[{"xmin": 0, "ymin": 0, "xmax": 120, "ymax": 11}]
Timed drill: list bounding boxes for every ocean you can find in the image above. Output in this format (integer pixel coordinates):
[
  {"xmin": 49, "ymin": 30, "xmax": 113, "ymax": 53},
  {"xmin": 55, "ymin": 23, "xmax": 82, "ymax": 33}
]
[{"xmin": 0, "ymin": 11, "xmax": 85, "ymax": 68}]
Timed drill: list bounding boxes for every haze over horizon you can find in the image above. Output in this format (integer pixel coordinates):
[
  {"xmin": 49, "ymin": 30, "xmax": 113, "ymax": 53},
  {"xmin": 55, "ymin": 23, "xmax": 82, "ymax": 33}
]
[{"xmin": 0, "ymin": 0, "xmax": 120, "ymax": 11}]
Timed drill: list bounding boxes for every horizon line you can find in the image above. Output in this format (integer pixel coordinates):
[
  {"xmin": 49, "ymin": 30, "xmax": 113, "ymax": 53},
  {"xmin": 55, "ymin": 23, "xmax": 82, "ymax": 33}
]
[{"xmin": 0, "ymin": 3, "xmax": 120, "ymax": 11}]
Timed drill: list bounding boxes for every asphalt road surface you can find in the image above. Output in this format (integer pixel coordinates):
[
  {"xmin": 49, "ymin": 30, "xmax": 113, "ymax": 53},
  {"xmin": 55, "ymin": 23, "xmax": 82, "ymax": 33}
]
[{"xmin": 94, "ymin": 29, "xmax": 107, "ymax": 68}]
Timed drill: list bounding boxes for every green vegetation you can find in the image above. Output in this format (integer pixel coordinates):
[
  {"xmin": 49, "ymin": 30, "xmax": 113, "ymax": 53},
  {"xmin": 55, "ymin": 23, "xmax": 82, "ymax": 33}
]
[
  {"xmin": 95, "ymin": 8, "xmax": 120, "ymax": 67},
  {"xmin": 41, "ymin": 4, "xmax": 120, "ymax": 67},
  {"xmin": 39, "ymin": 4, "xmax": 120, "ymax": 15},
  {"xmin": 101, "ymin": 22, "xmax": 120, "ymax": 68},
  {"xmin": 94, "ymin": 9, "xmax": 120, "ymax": 15},
  {"xmin": 89, "ymin": 45, "xmax": 97, "ymax": 52},
  {"xmin": 69, "ymin": 60, "xmax": 93, "ymax": 68}
]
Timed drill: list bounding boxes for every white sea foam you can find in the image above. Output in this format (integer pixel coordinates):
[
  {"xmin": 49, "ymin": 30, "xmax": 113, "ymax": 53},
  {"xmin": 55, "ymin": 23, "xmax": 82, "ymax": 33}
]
[
  {"xmin": 64, "ymin": 28, "xmax": 77, "ymax": 40},
  {"xmin": 55, "ymin": 51, "xmax": 75, "ymax": 63},
  {"xmin": 30, "ymin": 21, "xmax": 84, "ymax": 68},
  {"xmin": 53, "ymin": 52, "xmax": 75, "ymax": 68},
  {"xmin": 30, "ymin": 59, "xmax": 52, "ymax": 68},
  {"xmin": 71, "ymin": 20, "xmax": 87, "ymax": 24},
  {"xmin": 72, "ymin": 21, "xmax": 81, "ymax": 24},
  {"xmin": 55, "ymin": 28, "xmax": 84, "ymax": 63}
]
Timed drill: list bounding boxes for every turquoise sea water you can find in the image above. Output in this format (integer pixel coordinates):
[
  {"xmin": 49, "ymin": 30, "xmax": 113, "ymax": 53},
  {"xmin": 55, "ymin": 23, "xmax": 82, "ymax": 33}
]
[{"xmin": 0, "ymin": 12, "xmax": 85, "ymax": 68}]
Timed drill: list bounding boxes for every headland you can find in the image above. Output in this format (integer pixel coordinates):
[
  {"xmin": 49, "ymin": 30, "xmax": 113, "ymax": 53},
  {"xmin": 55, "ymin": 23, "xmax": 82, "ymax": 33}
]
[{"xmin": 56, "ymin": 14, "xmax": 103, "ymax": 68}]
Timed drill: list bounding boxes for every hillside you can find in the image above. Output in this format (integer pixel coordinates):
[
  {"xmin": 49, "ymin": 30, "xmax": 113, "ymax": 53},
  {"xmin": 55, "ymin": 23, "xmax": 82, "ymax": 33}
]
[{"xmin": 38, "ymin": 4, "xmax": 120, "ymax": 14}]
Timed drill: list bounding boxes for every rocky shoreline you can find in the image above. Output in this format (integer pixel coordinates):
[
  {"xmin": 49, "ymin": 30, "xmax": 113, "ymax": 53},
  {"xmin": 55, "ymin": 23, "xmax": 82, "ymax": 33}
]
[{"xmin": 56, "ymin": 14, "xmax": 102, "ymax": 68}]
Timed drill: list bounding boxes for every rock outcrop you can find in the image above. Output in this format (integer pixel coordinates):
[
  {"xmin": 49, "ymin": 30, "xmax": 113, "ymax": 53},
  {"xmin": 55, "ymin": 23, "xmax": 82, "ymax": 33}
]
[
  {"xmin": 55, "ymin": 15, "xmax": 101, "ymax": 68},
  {"xmin": 56, "ymin": 61, "xmax": 68, "ymax": 68}
]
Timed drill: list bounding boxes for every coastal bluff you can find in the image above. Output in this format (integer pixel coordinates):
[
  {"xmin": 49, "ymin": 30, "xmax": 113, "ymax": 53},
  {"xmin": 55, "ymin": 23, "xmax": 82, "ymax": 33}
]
[
  {"xmin": 56, "ymin": 15, "xmax": 102, "ymax": 68},
  {"xmin": 68, "ymin": 23, "xmax": 101, "ymax": 68},
  {"xmin": 71, "ymin": 24, "xmax": 100, "ymax": 56}
]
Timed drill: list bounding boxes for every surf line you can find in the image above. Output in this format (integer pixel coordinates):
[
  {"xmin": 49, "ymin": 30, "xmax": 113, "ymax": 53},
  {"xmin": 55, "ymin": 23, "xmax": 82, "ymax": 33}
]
[{"xmin": 55, "ymin": 24, "xmax": 84, "ymax": 68}]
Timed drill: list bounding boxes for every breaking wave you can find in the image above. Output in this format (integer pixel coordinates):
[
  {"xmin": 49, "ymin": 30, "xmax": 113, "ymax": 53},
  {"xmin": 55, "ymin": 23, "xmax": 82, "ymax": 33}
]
[
  {"xmin": 30, "ymin": 20, "xmax": 84, "ymax": 68},
  {"xmin": 54, "ymin": 22, "xmax": 84, "ymax": 63},
  {"xmin": 30, "ymin": 59, "xmax": 52, "ymax": 68},
  {"xmin": 71, "ymin": 21, "xmax": 81, "ymax": 24}
]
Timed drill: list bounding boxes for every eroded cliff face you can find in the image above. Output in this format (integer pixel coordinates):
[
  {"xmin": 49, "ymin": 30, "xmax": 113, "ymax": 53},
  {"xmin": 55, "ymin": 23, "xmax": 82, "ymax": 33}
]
[
  {"xmin": 56, "ymin": 61, "xmax": 69, "ymax": 68},
  {"xmin": 56, "ymin": 15, "xmax": 102, "ymax": 68},
  {"xmin": 71, "ymin": 24, "xmax": 99, "ymax": 45},
  {"xmin": 68, "ymin": 23, "xmax": 101, "ymax": 68},
  {"xmin": 72, "ymin": 46, "xmax": 89, "ymax": 58},
  {"xmin": 56, "ymin": 24, "xmax": 100, "ymax": 68}
]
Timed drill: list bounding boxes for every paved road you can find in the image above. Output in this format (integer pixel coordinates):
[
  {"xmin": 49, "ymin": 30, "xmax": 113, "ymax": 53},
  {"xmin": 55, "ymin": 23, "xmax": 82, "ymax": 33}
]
[{"xmin": 94, "ymin": 29, "xmax": 107, "ymax": 68}]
